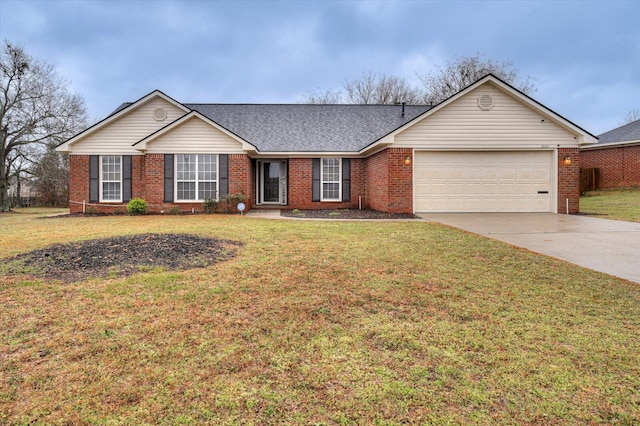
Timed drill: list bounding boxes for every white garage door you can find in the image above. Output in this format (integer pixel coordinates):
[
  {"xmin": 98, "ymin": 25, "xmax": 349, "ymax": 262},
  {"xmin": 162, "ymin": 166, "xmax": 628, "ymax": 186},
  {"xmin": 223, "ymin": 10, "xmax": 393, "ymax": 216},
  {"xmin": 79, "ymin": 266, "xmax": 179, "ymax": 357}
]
[{"xmin": 414, "ymin": 151, "xmax": 553, "ymax": 213}]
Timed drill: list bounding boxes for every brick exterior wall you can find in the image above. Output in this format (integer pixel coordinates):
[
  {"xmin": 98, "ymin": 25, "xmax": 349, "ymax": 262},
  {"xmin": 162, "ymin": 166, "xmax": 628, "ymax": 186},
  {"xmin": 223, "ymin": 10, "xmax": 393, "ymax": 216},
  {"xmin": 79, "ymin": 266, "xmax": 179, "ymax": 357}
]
[
  {"xmin": 365, "ymin": 150, "xmax": 389, "ymax": 212},
  {"xmin": 228, "ymin": 154, "xmax": 253, "ymax": 211},
  {"xmin": 581, "ymin": 145, "xmax": 640, "ymax": 189},
  {"xmin": 68, "ymin": 148, "xmax": 578, "ymax": 215},
  {"xmin": 68, "ymin": 153, "xmax": 253, "ymax": 214},
  {"xmin": 365, "ymin": 148, "xmax": 413, "ymax": 213},
  {"xmin": 68, "ymin": 155, "xmax": 89, "ymax": 214},
  {"xmin": 558, "ymin": 148, "xmax": 580, "ymax": 214},
  {"xmin": 286, "ymin": 158, "xmax": 366, "ymax": 210}
]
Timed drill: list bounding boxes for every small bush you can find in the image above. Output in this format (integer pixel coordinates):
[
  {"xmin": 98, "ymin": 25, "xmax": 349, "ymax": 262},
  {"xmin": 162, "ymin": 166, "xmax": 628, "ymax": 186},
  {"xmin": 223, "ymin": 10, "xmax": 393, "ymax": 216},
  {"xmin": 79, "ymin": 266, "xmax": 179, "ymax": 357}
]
[
  {"xmin": 224, "ymin": 193, "xmax": 247, "ymax": 213},
  {"xmin": 86, "ymin": 206, "xmax": 98, "ymax": 215},
  {"xmin": 127, "ymin": 198, "xmax": 147, "ymax": 215},
  {"xmin": 203, "ymin": 198, "xmax": 220, "ymax": 214},
  {"xmin": 169, "ymin": 206, "xmax": 181, "ymax": 215}
]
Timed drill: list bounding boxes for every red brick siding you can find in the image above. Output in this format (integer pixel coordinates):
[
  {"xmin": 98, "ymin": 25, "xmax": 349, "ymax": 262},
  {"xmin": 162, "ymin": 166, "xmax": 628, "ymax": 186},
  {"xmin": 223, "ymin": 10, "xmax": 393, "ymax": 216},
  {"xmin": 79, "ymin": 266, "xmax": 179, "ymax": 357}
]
[
  {"xmin": 144, "ymin": 153, "xmax": 165, "ymax": 209},
  {"xmin": 387, "ymin": 148, "xmax": 413, "ymax": 213},
  {"xmin": 68, "ymin": 153, "xmax": 253, "ymax": 214},
  {"xmin": 68, "ymin": 155, "xmax": 89, "ymax": 213},
  {"xmin": 365, "ymin": 148, "xmax": 413, "ymax": 213},
  {"xmin": 132, "ymin": 155, "xmax": 145, "ymax": 200},
  {"xmin": 558, "ymin": 148, "xmax": 580, "ymax": 214},
  {"xmin": 227, "ymin": 154, "xmax": 253, "ymax": 212},
  {"xmin": 365, "ymin": 150, "xmax": 389, "ymax": 212},
  {"xmin": 286, "ymin": 158, "xmax": 365, "ymax": 210},
  {"xmin": 581, "ymin": 145, "xmax": 640, "ymax": 189}
]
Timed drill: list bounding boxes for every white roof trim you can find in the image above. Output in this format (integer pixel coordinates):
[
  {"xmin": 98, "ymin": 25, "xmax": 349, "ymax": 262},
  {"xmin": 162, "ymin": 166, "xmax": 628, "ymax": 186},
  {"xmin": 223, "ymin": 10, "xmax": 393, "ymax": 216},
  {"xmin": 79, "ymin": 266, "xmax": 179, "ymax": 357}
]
[
  {"xmin": 56, "ymin": 90, "xmax": 190, "ymax": 152},
  {"xmin": 378, "ymin": 75, "xmax": 598, "ymax": 147},
  {"xmin": 133, "ymin": 111, "xmax": 258, "ymax": 152}
]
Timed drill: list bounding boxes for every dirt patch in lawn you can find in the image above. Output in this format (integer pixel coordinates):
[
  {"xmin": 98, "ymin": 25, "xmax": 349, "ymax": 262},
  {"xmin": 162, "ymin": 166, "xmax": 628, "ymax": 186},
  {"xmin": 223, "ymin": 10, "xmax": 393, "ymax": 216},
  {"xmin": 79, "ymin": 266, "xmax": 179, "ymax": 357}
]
[
  {"xmin": 281, "ymin": 209, "xmax": 417, "ymax": 219},
  {"xmin": 3, "ymin": 234, "xmax": 242, "ymax": 283}
]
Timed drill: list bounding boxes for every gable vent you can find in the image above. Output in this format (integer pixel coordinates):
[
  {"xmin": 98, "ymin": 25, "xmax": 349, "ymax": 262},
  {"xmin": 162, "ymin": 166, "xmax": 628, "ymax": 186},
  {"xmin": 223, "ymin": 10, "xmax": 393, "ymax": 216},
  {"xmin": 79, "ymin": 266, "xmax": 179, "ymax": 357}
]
[
  {"xmin": 477, "ymin": 94, "xmax": 494, "ymax": 111},
  {"xmin": 153, "ymin": 107, "xmax": 167, "ymax": 121}
]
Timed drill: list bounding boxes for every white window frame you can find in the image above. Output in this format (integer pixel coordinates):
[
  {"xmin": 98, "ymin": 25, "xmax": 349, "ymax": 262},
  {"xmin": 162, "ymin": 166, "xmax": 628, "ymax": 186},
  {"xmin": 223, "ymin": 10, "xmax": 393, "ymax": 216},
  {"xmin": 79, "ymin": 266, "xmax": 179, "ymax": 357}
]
[
  {"xmin": 175, "ymin": 154, "xmax": 219, "ymax": 202},
  {"xmin": 100, "ymin": 155, "xmax": 122, "ymax": 202},
  {"xmin": 320, "ymin": 158, "xmax": 342, "ymax": 202}
]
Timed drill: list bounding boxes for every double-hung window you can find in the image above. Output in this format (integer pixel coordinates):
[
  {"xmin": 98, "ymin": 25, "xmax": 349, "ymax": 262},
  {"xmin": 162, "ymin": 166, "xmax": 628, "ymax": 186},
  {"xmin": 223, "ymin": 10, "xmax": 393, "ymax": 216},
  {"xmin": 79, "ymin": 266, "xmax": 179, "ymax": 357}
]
[
  {"xmin": 321, "ymin": 158, "xmax": 341, "ymax": 201},
  {"xmin": 100, "ymin": 155, "xmax": 122, "ymax": 202},
  {"xmin": 176, "ymin": 154, "xmax": 218, "ymax": 201}
]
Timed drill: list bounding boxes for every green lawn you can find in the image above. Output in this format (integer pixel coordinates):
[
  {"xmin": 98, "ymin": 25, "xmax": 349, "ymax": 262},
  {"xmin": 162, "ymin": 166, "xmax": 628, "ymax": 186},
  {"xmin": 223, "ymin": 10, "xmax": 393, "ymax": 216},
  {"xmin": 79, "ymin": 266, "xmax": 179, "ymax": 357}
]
[
  {"xmin": 580, "ymin": 188, "xmax": 640, "ymax": 222},
  {"xmin": 1, "ymin": 210, "xmax": 639, "ymax": 424}
]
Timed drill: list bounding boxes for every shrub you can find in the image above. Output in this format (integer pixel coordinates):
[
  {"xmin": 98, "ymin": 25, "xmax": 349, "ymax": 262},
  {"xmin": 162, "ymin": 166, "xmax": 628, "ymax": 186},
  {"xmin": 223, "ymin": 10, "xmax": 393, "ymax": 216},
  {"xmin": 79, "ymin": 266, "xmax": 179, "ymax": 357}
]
[
  {"xmin": 127, "ymin": 198, "xmax": 147, "ymax": 215},
  {"xmin": 169, "ymin": 206, "xmax": 181, "ymax": 215},
  {"xmin": 224, "ymin": 193, "xmax": 247, "ymax": 213},
  {"xmin": 86, "ymin": 206, "xmax": 98, "ymax": 215},
  {"xmin": 203, "ymin": 198, "xmax": 220, "ymax": 214}
]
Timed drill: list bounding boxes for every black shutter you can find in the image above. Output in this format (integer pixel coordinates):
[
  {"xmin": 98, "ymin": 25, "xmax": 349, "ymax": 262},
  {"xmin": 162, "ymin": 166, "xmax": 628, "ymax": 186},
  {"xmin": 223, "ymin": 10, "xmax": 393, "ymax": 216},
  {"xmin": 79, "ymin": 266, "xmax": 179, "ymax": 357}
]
[
  {"xmin": 122, "ymin": 155, "xmax": 132, "ymax": 202},
  {"xmin": 89, "ymin": 155, "xmax": 99, "ymax": 203},
  {"xmin": 312, "ymin": 158, "xmax": 320, "ymax": 202},
  {"xmin": 164, "ymin": 154, "xmax": 174, "ymax": 202},
  {"xmin": 342, "ymin": 158, "xmax": 350, "ymax": 202},
  {"xmin": 219, "ymin": 154, "xmax": 228, "ymax": 200}
]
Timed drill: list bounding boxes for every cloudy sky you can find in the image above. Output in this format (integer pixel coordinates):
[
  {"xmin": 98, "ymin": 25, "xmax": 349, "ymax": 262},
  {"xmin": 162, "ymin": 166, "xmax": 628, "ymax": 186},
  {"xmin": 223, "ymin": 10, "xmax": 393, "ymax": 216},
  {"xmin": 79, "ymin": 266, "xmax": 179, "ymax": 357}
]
[{"xmin": 1, "ymin": 0, "xmax": 638, "ymax": 135}]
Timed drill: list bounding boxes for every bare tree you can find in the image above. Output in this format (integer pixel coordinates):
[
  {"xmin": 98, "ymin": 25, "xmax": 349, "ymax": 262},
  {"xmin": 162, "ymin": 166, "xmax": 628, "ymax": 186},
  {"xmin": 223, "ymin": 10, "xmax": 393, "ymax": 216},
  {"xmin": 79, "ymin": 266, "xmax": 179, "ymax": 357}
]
[
  {"xmin": 418, "ymin": 54, "xmax": 536, "ymax": 105},
  {"xmin": 300, "ymin": 89, "xmax": 344, "ymax": 104},
  {"xmin": 0, "ymin": 40, "xmax": 87, "ymax": 211},
  {"xmin": 30, "ymin": 141, "xmax": 69, "ymax": 206},
  {"xmin": 621, "ymin": 109, "xmax": 640, "ymax": 124},
  {"xmin": 344, "ymin": 71, "xmax": 422, "ymax": 104},
  {"xmin": 300, "ymin": 71, "xmax": 422, "ymax": 105}
]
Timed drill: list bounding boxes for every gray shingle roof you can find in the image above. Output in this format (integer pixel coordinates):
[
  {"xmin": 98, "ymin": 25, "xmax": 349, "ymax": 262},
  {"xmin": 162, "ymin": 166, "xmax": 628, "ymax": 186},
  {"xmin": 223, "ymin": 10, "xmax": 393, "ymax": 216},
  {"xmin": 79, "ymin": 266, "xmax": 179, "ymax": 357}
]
[
  {"xmin": 185, "ymin": 104, "xmax": 431, "ymax": 152},
  {"xmin": 597, "ymin": 119, "xmax": 640, "ymax": 144}
]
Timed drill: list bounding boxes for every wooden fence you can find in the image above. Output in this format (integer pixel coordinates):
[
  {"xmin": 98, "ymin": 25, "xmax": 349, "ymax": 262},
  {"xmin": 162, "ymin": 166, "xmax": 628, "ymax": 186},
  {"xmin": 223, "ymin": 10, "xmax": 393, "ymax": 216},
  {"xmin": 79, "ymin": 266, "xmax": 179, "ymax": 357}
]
[{"xmin": 580, "ymin": 168, "xmax": 599, "ymax": 193}]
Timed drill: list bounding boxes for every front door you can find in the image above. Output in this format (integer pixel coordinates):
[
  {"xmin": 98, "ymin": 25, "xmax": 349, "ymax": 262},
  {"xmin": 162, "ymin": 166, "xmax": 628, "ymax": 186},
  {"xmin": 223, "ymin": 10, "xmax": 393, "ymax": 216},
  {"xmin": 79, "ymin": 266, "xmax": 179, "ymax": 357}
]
[{"xmin": 258, "ymin": 160, "xmax": 287, "ymax": 205}]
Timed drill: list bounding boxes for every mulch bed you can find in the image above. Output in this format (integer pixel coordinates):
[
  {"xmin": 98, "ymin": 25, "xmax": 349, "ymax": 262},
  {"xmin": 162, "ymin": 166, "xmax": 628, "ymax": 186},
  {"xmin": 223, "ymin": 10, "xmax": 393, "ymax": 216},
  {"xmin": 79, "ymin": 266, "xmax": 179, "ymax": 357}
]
[
  {"xmin": 281, "ymin": 209, "xmax": 417, "ymax": 219},
  {"xmin": 3, "ymin": 234, "xmax": 242, "ymax": 283}
]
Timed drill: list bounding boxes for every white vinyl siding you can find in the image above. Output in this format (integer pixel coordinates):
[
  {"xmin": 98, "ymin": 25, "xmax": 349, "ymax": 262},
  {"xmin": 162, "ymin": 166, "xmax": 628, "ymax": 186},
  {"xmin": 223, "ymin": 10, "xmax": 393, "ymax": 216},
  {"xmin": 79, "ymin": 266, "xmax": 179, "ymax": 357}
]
[
  {"xmin": 67, "ymin": 98, "xmax": 187, "ymax": 155},
  {"xmin": 395, "ymin": 84, "xmax": 578, "ymax": 149},
  {"xmin": 100, "ymin": 155, "xmax": 122, "ymax": 202},
  {"xmin": 176, "ymin": 154, "xmax": 218, "ymax": 201},
  {"xmin": 321, "ymin": 158, "xmax": 341, "ymax": 201},
  {"xmin": 144, "ymin": 117, "xmax": 245, "ymax": 154}
]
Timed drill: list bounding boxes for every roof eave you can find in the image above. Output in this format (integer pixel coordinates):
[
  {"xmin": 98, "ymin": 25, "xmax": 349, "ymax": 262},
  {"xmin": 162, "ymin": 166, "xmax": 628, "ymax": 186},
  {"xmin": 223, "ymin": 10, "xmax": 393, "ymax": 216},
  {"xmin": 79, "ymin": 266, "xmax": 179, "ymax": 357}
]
[{"xmin": 581, "ymin": 139, "xmax": 640, "ymax": 150}]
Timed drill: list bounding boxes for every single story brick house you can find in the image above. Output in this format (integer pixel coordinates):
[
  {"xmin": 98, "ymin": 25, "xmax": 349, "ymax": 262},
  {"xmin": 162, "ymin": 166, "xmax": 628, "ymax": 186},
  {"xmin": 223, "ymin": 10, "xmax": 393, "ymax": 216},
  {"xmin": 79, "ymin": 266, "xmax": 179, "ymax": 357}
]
[
  {"xmin": 581, "ymin": 119, "xmax": 640, "ymax": 189},
  {"xmin": 56, "ymin": 74, "xmax": 597, "ymax": 214}
]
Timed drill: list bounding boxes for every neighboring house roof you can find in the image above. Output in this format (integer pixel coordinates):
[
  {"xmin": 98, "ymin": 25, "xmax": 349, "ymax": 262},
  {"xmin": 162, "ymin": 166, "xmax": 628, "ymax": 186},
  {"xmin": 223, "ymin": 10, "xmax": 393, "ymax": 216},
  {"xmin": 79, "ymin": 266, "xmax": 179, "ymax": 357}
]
[
  {"xmin": 599, "ymin": 119, "xmax": 640, "ymax": 143},
  {"xmin": 582, "ymin": 118, "xmax": 640, "ymax": 150},
  {"xmin": 185, "ymin": 104, "xmax": 430, "ymax": 152}
]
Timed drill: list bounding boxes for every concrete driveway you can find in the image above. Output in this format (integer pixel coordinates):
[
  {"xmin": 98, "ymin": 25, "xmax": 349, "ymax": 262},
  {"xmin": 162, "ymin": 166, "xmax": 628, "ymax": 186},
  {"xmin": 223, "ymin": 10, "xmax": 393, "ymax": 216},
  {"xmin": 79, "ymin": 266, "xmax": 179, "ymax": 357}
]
[{"xmin": 417, "ymin": 213, "xmax": 640, "ymax": 284}]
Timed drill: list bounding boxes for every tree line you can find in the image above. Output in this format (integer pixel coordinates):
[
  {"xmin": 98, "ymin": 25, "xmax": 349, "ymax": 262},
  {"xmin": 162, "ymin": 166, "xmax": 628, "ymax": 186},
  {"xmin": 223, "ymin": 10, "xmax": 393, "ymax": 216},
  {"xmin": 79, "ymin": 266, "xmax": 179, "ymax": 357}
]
[{"xmin": 301, "ymin": 55, "xmax": 537, "ymax": 105}]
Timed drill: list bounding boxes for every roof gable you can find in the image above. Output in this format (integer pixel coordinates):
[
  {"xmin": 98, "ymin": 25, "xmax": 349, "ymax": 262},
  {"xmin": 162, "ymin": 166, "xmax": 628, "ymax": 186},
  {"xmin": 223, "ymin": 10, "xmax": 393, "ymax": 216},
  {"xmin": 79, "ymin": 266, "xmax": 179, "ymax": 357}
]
[
  {"xmin": 134, "ymin": 111, "xmax": 257, "ymax": 153},
  {"xmin": 56, "ymin": 90, "xmax": 189, "ymax": 153},
  {"xmin": 386, "ymin": 74, "xmax": 598, "ymax": 146}
]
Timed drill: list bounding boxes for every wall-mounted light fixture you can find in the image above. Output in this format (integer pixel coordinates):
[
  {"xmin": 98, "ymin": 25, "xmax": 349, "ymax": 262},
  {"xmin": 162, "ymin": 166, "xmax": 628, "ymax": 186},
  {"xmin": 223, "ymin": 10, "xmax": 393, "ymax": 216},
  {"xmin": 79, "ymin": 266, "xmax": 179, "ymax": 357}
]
[
  {"xmin": 404, "ymin": 155, "xmax": 412, "ymax": 166},
  {"xmin": 563, "ymin": 156, "xmax": 572, "ymax": 166}
]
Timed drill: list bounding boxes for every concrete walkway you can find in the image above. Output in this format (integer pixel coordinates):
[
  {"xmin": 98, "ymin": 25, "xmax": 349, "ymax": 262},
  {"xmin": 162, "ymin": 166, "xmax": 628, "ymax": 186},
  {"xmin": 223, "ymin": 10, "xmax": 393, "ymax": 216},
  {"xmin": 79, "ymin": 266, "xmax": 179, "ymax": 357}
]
[
  {"xmin": 244, "ymin": 209, "xmax": 285, "ymax": 219},
  {"xmin": 417, "ymin": 213, "xmax": 640, "ymax": 284}
]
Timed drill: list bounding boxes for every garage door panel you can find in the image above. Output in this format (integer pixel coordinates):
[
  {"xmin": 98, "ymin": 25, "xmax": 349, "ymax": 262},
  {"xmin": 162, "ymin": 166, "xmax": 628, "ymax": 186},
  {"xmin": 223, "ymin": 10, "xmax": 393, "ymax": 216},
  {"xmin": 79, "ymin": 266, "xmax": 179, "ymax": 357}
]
[{"xmin": 415, "ymin": 151, "xmax": 553, "ymax": 213}]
